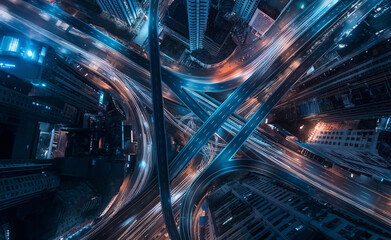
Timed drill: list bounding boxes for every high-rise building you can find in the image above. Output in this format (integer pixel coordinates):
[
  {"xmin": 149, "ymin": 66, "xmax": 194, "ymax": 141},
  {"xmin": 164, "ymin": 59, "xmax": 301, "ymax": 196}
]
[
  {"xmin": 187, "ymin": 0, "xmax": 210, "ymax": 51},
  {"xmin": 305, "ymin": 127, "xmax": 391, "ymax": 179},
  {"xmin": 0, "ymin": 172, "xmax": 60, "ymax": 211},
  {"xmin": 97, "ymin": 0, "xmax": 140, "ymax": 25},
  {"xmin": 199, "ymin": 174, "xmax": 391, "ymax": 240},
  {"xmin": 233, "ymin": 0, "xmax": 261, "ymax": 22}
]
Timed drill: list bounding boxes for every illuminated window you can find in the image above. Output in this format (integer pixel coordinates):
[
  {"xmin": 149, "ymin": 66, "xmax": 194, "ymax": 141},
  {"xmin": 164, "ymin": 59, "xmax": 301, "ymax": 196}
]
[
  {"xmin": 1, "ymin": 36, "xmax": 19, "ymax": 52},
  {"xmin": 99, "ymin": 92, "xmax": 104, "ymax": 105}
]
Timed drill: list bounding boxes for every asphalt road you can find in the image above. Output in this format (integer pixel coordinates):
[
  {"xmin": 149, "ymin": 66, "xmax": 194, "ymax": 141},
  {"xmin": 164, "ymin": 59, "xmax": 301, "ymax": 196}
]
[
  {"xmin": 148, "ymin": 0, "xmax": 181, "ymax": 238},
  {"xmin": 2, "ymin": 0, "xmax": 389, "ymax": 239},
  {"xmin": 180, "ymin": 0, "xmax": 387, "ymax": 238}
]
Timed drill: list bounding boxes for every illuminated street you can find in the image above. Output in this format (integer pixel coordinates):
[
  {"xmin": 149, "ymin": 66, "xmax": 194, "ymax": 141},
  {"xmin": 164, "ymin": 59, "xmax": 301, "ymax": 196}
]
[{"xmin": 0, "ymin": 0, "xmax": 390, "ymax": 239}]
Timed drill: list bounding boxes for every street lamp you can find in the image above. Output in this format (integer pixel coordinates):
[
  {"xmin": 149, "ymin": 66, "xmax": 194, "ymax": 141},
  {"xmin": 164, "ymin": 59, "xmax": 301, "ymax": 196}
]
[{"xmin": 27, "ymin": 50, "xmax": 33, "ymax": 57}]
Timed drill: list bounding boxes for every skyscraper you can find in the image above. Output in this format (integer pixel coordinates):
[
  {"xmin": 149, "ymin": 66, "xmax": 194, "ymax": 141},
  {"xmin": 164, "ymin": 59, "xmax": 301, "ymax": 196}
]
[
  {"xmin": 0, "ymin": 172, "xmax": 60, "ymax": 211},
  {"xmin": 304, "ymin": 127, "xmax": 391, "ymax": 179},
  {"xmin": 233, "ymin": 0, "xmax": 261, "ymax": 22},
  {"xmin": 187, "ymin": 0, "xmax": 210, "ymax": 51},
  {"xmin": 97, "ymin": 0, "xmax": 140, "ymax": 26}
]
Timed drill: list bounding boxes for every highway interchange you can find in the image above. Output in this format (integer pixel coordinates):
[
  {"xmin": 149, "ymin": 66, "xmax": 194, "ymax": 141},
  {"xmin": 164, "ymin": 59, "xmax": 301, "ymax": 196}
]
[{"xmin": 1, "ymin": 0, "xmax": 391, "ymax": 239}]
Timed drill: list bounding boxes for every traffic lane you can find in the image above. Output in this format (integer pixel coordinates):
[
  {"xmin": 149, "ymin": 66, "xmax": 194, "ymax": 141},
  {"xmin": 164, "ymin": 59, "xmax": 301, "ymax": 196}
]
[
  {"xmin": 179, "ymin": 159, "xmax": 322, "ymax": 239},
  {"xmin": 82, "ymin": 8, "xmax": 376, "ymax": 239},
  {"xmin": 83, "ymin": 182, "xmax": 160, "ymax": 240},
  {"xmin": 9, "ymin": 0, "xmax": 376, "ymax": 237},
  {"xmin": 245, "ymin": 130, "xmax": 391, "ymax": 222},
  {"xmin": 168, "ymin": 41, "xmax": 311, "ymax": 176},
  {"xmin": 15, "ymin": 0, "xmax": 251, "ymax": 91},
  {"xmin": 20, "ymin": 0, "xmax": 345, "ymax": 93},
  {"xmin": 148, "ymin": 0, "xmax": 180, "ymax": 238},
  {"xmin": 181, "ymin": 1, "xmax": 384, "ymax": 237},
  {"xmin": 0, "ymin": 4, "xmax": 161, "ymax": 236},
  {"xmin": 284, "ymin": 152, "xmax": 391, "ymax": 211},
  {"xmin": 163, "ymin": 0, "xmax": 316, "ymax": 79},
  {"xmin": 243, "ymin": 125, "xmax": 391, "ymax": 216},
  {"xmin": 166, "ymin": 7, "xmax": 352, "ymax": 234},
  {"xmin": 1, "ymin": 0, "xmax": 228, "ymax": 239},
  {"xmin": 84, "ymin": 103, "xmax": 217, "ymax": 239},
  {"xmin": 1, "ymin": 1, "xmax": 154, "ymax": 92},
  {"xmin": 275, "ymin": 151, "xmax": 391, "ymax": 223},
  {"xmin": 194, "ymin": 90, "xmax": 391, "ymax": 204},
  {"xmin": 21, "ymin": 0, "xmax": 312, "ymax": 83},
  {"xmin": 180, "ymin": 156, "xmax": 391, "ymax": 240},
  {"xmin": 78, "ymin": 67, "xmax": 154, "ymax": 218},
  {"xmin": 6, "ymin": 0, "xmax": 315, "ymax": 98},
  {"xmin": 115, "ymin": 169, "xmax": 196, "ymax": 239},
  {"xmin": 167, "ymin": 0, "xmax": 348, "ymax": 181},
  {"xmin": 179, "ymin": 30, "xmax": 332, "ymax": 237}
]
